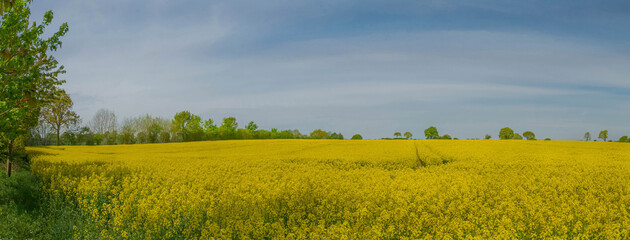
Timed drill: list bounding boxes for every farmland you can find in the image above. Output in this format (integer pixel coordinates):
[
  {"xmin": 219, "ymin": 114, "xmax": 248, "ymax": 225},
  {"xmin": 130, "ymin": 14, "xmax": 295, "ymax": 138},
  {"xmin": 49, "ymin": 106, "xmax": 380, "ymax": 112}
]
[{"xmin": 28, "ymin": 140, "xmax": 630, "ymax": 239}]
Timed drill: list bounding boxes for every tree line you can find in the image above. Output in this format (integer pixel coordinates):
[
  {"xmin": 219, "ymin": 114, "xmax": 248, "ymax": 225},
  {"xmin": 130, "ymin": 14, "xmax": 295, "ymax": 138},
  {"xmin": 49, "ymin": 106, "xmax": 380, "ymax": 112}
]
[{"xmin": 26, "ymin": 107, "xmax": 348, "ymax": 146}]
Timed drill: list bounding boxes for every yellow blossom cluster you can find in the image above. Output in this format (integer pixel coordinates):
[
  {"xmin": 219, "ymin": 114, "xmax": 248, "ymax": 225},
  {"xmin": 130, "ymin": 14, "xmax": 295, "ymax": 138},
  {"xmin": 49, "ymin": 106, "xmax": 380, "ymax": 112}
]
[{"xmin": 28, "ymin": 140, "xmax": 630, "ymax": 239}]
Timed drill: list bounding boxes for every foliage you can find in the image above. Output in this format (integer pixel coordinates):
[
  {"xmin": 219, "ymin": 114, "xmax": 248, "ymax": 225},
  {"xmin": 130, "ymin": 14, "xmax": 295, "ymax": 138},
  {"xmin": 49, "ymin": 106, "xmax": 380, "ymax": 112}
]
[
  {"xmin": 484, "ymin": 134, "xmax": 491, "ymax": 140},
  {"xmin": 424, "ymin": 126, "xmax": 439, "ymax": 139},
  {"xmin": 499, "ymin": 127, "xmax": 515, "ymax": 140},
  {"xmin": 1, "ymin": 0, "xmax": 68, "ymax": 168},
  {"xmin": 218, "ymin": 117, "xmax": 238, "ymax": 140},
  {"xmin": 393, "ymin": 132, "xmax": 402, "ymax": 138},
  {"xmin": 598, "ymin": 130, "xmax": 608, "ymax": 142},
  {"xmin": 351, "ymin": 134, "xmax": 363, "ymax": 140},
  {"xmin": 1, "ymin": 168, "xmax": 86, "ymax": 239},
  {"xmin": 522, "ymin": 131, "xmax": 535, "ymax": 140},
  {"xmin": 513, "ymin": 133, "xmax": 523, "ymax": 140},
  {"xmin": 584, "ymin": 132, "xmax": 591, "ymax": 141},
  {"xmin": 28, "ymin": 140, "xmax": 630, "ymax": 239},
  {"xmin": 618, "ymin": 136, "xmax": 628, "ymax": 143},
  {"xmin": 404, "ymin": 132, "xmax": 412, "ymax": 139},
  {"xmin": 310, "ymin": 129, "xmax": 328, "ymax": 139},
  {"xmin": 41, "ymin": 91, "xmax": 78, "ymax": 145}
]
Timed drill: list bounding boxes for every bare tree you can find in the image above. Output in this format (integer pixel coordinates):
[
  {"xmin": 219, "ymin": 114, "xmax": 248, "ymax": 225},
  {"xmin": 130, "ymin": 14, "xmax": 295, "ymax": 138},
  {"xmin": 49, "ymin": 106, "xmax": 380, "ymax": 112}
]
[
  {"xmin": 90, "ymin": 109, "xmax": 117, "ymax": 135},
  {"xmin": 584, "ymin": 132, "xmax": 591, "ymax": 141}
]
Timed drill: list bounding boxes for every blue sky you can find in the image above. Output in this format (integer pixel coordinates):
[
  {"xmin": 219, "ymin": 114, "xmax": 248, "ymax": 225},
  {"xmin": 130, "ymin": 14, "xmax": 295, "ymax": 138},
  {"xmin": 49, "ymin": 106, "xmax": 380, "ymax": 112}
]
[{"xmin": 31, "ymin": 0, "xmax": 630, "ymax": 140}]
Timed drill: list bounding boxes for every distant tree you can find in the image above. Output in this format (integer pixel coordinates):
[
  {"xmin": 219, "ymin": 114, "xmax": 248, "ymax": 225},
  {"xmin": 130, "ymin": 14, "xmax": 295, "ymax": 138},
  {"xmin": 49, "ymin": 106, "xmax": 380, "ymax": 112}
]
[
  {"xmin": 203, "ymin": 118, "xmax": 219, "ymax": 140},
  {"xmin": 271, "ymin": 128, "xmax": 279, "ymax": 139},
  {"xmin": 90, "ymin": 109, "xmax": 117, "ymax": 135},
  {"xmin": 404, "ymin": 132, "xmax": 412, "ymax": 139},
  {"xmin": 394, "ymin": 132, "xmax": 402, "ymax": 138},
  {"xmin": 513, "ymin": 133, "xmax": 523, "ymax": 140},
  {"xmin": 424, "ymin": 126, "xmax": 439, "ymax": 139},
  {"xmin": 172, "ymin": 111, "xmax": 203, "ymax": 141},
  {"xmin": 618, "ymin": 136, "xmax": 628, "ymax": 142},
  {"xmin": 118, "ymin": 118, "xmax": 136, "ymax": 144},
  {"xmin": 292, "ymin": 129, "xmax": 303, "ymax": 139},
  {"xmin": 159, "ymin": 131, "xmax": 170, "ymax": 143},
  {"xmin": 522, "ymin": 131, "xmax": 535, "ymax": 140},
  {"xmin": 484, "ymin": 134, "xmax": 491, "ymax": 140},
  {"xmin": 255, "ymin": 129, "xmax": 271, "ymax": 139},
  {"xmin": 328, "ymin": 132, "xmax": 343, "ymax": 140},
  {"xmin": 236, "ymin": 128, "xmax": 253, "ymax": 139},
  {"xmin": 77, "ymin": 127, "xmax": 95, "ymax": 145},
  {"xmin": 219, "ymin": 117, "xmax": 238, "ymax": 140},
  {"xmin": 544, "ymin": 138, "xmax": 551, "ymax": 141},
  {"xmin": 278, "ymin": 130, "xmax": 294, "ymax": 139},
  {"xmin": 245, "ymin": 121, "xmax": 258, "ymax": 134},
  {"xmin": 499, "ymin": 127, "xmax": 514, "ymax": 140},
  {"xmin": 598, "ymin": 130, "xmax": 608, "ymax": 142},
  {"xmin": 441, "ymin": 134, "xmax": 452, "ymax": 140},
  {"xmin": 41, "ymin": 92, "xmax": 79, "ymax": 145},
  {"xmin": 310, "ymin": 129, "xmax": 328, "ymax": 139},
  {"xmin": 351, "ymin": 134, "xmax": 363, "ymax": 140},
  {"xmin": 583, "ymin": 132, "xmax": 591, "ymax": 141}
]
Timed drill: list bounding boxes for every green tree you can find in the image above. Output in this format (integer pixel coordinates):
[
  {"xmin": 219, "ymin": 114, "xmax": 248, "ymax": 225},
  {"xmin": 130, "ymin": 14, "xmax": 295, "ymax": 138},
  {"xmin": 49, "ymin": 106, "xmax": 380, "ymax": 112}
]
[
  {"xmin": 499, "ymin": 127, "xmax": 514, "ymax": 140},
  {"xmin": 41, "ymin": 91, "xmax": 78, "ymax": 146},
  {"xmin": 310, "ymin": 129, "xmax": 328, "ymax": 139},
  {"xmin": 394, "ymin": 132, "xmax": 402, "ymax": 138},
  {"xmin": 245, "ymin": 121, "xmax": 258, "ymax": 134},
  {"xmin": 0, "ymin": 0, "xmax": 15, "ymax": 15},
  {"xmin": 618, "ymin": 136, "xmax": 628, "ymax": 142},
  {"xmin": 351, "ymin": 134, "xmax": 363, "ymax": 140},
  {"xmin": 584, "ymin": 132, "xmax": 591, "ymax": 141},
  {"xmin": 598, "ymin": 130, "xmax": 608, "ymax": 142},
  {"xmin": 203, "ymin": 118, "xmax": 218, "ymax": 140},
  {"xmin": 424, "ymin": 126, "xmax": 439, "ymax": 139},
  {"xmin": 219, "ymin": 117, "xmax": 238, "ymax": 140},
  {"xmin": 513, "ymin": 133, "xmax": 523, "ymax": 140},
  {"xmin": 522, "ymin": 131, "xmax": 535, "ymax": 140},
  {"xmin": 171, "ymin": 111, "xmax": 203, "ymax": 142},
  {"xmin": 118, "ymin": 118, "xmax": 136, "ymax": 144},
  {"xmin": 404, "ymin": 132, "xmax": 412, "ymax": 139},
  {"xmin": 1, "ymin": 0, "xmax": 68, "ymax": 176},
  {"xmin": 278, "ymin": 130, "xmax": 294, "ymax": 139},
  {"xmin": 484, "ymin": 134, "xmax": 491, "ymax": 140},
  {"xmin": 441, "ymin": 134, "xmax": 452, "ymax": 140},
  {"xmin": 236, "ymin": 128, "xmax": 253, "ymax": 139}
]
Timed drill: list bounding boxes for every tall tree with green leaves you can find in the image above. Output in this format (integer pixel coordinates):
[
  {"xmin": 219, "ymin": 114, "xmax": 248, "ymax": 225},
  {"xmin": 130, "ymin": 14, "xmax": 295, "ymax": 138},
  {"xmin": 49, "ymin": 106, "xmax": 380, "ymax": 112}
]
[
  {"xmin": 599, "ymin": 130, "xmax": 608, "ymax": 142},
  {"xmin": 584, "ymin": 132, "xmax": 591, "ymax": 141},
  {"xmin": 245, "ymin": 121, "xmax": 258, "ymax": 134},
  {"xmin": 522, "ymin": 131, "xmax": 535, "ymax": 140},
  {"xmin": 404, "ymin": 132, "xmax": 412, "ymax": 139},
  {"xmin": 394, "ymin": 132, "xmax": 402, "ymax": 138},
  {"xmin": 499, "ymin": 127, "xmax": 515, "ymax": 140},
  {"xmin": 1, "ymin": 0, "xmax": 68, "ymax": 176},
  {"xmin": 41, "ymin": 91, "xmax": 78, "ymax": 146},
  {"xmin": 424, "ymin": 126, "xmax": 439, "ymax": 139},
  {"xmin": 219, "ymin": 117, "xmax": 238, "ymax": 140},
  {"xmin": 171, "ymin": 111, "xmax": 203, "ymax": 142}
]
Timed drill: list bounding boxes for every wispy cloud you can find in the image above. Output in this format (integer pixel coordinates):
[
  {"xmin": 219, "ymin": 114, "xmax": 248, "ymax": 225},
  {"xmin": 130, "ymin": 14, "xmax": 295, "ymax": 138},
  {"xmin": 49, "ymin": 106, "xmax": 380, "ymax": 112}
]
[{"xmin": 30, "ymin": 0, "xmax": 630, "ymax": 140}]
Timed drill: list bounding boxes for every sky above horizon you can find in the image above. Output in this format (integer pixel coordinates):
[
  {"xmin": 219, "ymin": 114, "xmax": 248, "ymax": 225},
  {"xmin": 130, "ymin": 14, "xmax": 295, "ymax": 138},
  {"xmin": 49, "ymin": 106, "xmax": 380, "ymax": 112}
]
[{"xmin": 30, "ymin": 0, "xmax": 630, "ymax": 140}]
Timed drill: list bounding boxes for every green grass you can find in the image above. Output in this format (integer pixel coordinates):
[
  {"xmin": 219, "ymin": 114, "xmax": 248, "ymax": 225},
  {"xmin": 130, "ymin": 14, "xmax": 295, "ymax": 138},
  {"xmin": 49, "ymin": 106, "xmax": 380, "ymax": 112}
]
[{"xmin": 0, "ymin": 165, "xmax": 85, "ymax": 239}]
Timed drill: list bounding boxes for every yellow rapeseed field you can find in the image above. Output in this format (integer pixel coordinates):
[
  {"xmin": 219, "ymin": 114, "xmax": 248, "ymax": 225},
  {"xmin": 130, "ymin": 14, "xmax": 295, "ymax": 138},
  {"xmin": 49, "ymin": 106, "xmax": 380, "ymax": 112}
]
[{"xmin": 28, "ymin": 140, "xmax": 630, "ymax": 239}]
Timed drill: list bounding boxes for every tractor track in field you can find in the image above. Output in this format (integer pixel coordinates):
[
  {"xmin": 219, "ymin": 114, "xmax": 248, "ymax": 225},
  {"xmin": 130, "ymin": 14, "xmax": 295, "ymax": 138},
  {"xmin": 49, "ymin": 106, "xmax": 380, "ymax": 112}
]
[{"xmin": 413, "ymin": 141, "xmax": 426, "ymax": 168}]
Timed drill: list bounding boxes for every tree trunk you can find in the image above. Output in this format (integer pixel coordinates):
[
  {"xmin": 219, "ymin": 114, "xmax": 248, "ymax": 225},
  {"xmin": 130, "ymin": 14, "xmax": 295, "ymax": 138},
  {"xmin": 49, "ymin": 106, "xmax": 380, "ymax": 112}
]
[
  {"xmin": 6, "ymin": 140, "xmax": 12, "ymax": 177},
  {"xmin": 57, "ymin": 127, "xmax": 61, "ymax": 146}
]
